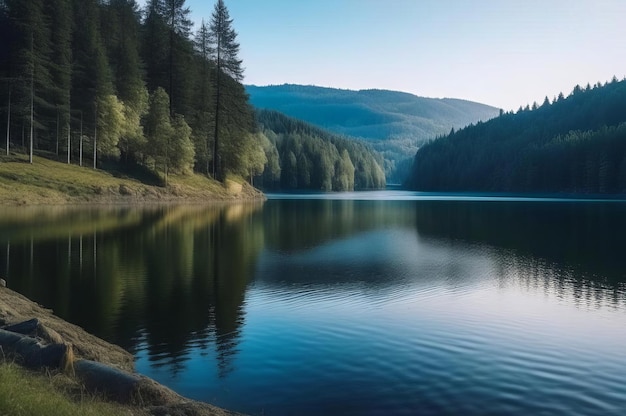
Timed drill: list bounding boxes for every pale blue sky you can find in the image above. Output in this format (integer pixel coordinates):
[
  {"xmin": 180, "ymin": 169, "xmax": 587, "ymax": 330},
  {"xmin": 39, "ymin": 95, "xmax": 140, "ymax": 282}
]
[{"xmin": 138, "ymin": 0, "xmax": 626, "ymax": 111}]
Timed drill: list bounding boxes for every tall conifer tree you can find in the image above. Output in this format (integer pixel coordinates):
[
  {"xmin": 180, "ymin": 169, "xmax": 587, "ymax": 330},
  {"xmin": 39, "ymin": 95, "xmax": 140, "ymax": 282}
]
[
  {"xmin": 191, "ymin": 20, "xmax": 214, "ymax": 174},
  {"xmin": 71, "ymin": 0, "xmax": 113, "ymax": 167},
  {"xmin": 161, "ymin": 0, "xmax": 192, "ymax": 116},
  {"xmin": 46, "ymin": 0, "xmax": 72, "ymax": 157},
  {"xmin": 6, "ymin": 0, "xmax": 54, "ymax": 159},
  {"xmin": 209, "ymin": 0, "xmax": 246, "ymax": 179}
]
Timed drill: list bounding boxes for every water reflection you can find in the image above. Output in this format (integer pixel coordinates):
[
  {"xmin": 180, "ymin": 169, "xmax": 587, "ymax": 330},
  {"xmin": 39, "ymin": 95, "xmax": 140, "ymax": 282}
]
[
  {"xmin": 1, "ymin": 197, "xmax": 626, "ymax": 414},
  {"xmin": 2, "ymin": 200, "xmax": 626, "ymax": 344},
  {"xmin": 0, "ymin": 204, "xmax": 264, "ymax": 376},
  {"xmin": 413, "ymin": 200, "xmax": 626, "ymax": 305}
]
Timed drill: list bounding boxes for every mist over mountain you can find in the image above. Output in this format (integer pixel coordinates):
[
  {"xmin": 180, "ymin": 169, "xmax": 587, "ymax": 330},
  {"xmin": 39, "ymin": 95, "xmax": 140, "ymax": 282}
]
[
  {"xmin": 246, "ymin": 84, "xmax": 500, "ymax": 141},
  {"xmin": 246, "ymin": 84, "xmax": 500, "ymax": 183}
]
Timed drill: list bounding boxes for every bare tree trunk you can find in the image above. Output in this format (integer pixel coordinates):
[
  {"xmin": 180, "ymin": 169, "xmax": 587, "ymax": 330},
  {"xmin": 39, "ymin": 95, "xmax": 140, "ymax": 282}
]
[
  {"xmin": 93, "ymin": 101, "xmax": 97, "ymax": 169},
  {"xmin": 79, "ymin": 111, "xmax": 83, "ymax": 167},
  {"xmin": 67, "ymin": 123, "xmax": 70, "ymax": 164},
  {"xmin": 29, "ymin": 33, "xmax": 34, "ymax": 164},
  {"xmin": 5, "ymin": 84, "xmax": 10, "ymax": 156}
]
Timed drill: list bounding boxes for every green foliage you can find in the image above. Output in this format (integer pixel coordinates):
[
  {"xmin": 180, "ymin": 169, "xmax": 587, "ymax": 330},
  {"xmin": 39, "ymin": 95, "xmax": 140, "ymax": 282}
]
[
  {"xmin": 247, "ymin": 84, "xmax": 501, "ymax": 183},
  {"xmin": 96, "ymin": 94, "xmax": 124, "ymax": 158},
  {"xmin": 210, "ymin": 0, "xmax": 243, "ymax": 82},
  {"xmin": 407, "ymin": 79, "xmax": 626, "ymax": 194},
  {"xmin": 208, "ymin": 0, "xmax": 248, "ymax": 180},
  {"xmin": 118, "ymin": 86, "xmax": 149, "ymax": 164},
  {"xmin": 170, "ymin": 113, "xmax": 195, "ymax": 174},
  {"xmin": 145, "ymin": 87, "xmax": 174, "ymax": 175},
  {"xmin": 256, "ymin": 109, "xmax": 386, "ymax": 191},
  {"xmin": 0, "ymin": 0, "xmax": 264, "ymax": 186},
  {"xmin": 144, "ymin": 88, "xmax": 194, "ymax": 178}
]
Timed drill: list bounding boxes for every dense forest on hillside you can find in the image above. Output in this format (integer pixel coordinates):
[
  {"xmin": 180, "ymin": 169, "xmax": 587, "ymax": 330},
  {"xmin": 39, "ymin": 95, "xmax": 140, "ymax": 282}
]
[
  {"xmin": 255, "ymin": 109, "xmax": 386, "ymax": 191},
  {"xmin": 0, "ymin": 0, "xmax": 263, "ymax": 183},
  {"xmin": 407, "ymin": 78, "xmax": 626, "ymax": 194},
  {"xmin": 247, "ymin": 84, "xmax": 500, "ymax": 183}
]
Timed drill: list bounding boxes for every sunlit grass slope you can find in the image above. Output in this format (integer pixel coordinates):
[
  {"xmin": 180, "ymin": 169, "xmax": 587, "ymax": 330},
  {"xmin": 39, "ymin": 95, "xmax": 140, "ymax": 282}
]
[{"xmin": 0, "ymin": 154, "xmax": 262, "ymax": 205}]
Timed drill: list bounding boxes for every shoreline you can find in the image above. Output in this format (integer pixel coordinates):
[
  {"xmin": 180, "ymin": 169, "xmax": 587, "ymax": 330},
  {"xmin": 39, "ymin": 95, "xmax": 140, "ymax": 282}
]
[
  {"xmin": 0, "ymin": 154, "xmax": 266, "ymax": 207},
  {"xmin": 0, "ymin": 285, "xmax": 240, "ymax": 416},
  {"xmin": 0, "ymin": 178, "xmax": 266, "ymax": 207}
]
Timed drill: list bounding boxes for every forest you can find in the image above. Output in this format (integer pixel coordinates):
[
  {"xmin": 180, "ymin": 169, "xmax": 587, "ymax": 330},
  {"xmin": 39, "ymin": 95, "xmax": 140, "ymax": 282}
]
[
  {"xmin": 255, "ymin": 109, "xmax": 386, "ymax": 191},
  {"xmin": 406, "ymin": 78, "xmax": 626, "ymax": 194},
  {"xmin": 247, "ymin": 84, "xmax": 499, "ymax": 184},
  {"xmin": 0, "ymin": 0, "xmax": 266, "ymax": 184}
]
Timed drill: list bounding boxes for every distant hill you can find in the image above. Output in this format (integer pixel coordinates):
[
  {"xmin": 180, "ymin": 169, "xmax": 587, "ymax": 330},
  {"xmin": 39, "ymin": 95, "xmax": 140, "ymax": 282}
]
[
  {"xmin": 406, "ymin": 78, "xmax": 626, "ymax": 194},
  {"xmin": 246, "ymin": 84, "xmax": 500, "ymax": 183},
  {"xmin": 246, "ymin": 84, "xmax": 500, "ymax": 141}
]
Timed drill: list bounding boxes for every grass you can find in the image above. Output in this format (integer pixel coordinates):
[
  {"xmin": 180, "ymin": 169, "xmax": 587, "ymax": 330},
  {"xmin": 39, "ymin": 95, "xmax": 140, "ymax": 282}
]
[
  {"xmin": 0, "ymin": 362, "xmax": 144, "ymax": 416},
  {"xmin": 0, "ymin": 153, "xmax": 259, "ymax": 205}
]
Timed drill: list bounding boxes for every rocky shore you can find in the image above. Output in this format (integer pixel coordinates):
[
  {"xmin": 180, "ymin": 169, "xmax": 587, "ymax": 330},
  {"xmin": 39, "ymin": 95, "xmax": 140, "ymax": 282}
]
[{"xmin": 0, "ymin": 285, "xmax": 239, "ymax": 416}]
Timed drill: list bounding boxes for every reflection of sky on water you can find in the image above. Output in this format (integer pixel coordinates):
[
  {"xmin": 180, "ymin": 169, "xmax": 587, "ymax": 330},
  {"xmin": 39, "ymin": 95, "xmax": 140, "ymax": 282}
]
[
  {"xmin": 268, "ymin": 190, "xmax": 626, "ymax": 202},
  {"xmin": 137, "ymin": 219, "xmax": 626, "ymax": 415},
  {"xmin": 3, "ymin": 197, "xmax": 626, "ymax": 415}
]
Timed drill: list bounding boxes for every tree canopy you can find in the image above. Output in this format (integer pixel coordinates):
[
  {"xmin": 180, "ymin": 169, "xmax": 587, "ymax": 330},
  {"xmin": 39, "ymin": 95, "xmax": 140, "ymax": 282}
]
[
  {"xmin": 0, "ymin": 0, "xmax": 259, "ymax": 184},
  {"xmin": 256, "ymin": 109, "xmax": 386, "ymax": 191},
  {"xmin": 406, "ymin": 78, "xmax": 626, "ymax": 194}
]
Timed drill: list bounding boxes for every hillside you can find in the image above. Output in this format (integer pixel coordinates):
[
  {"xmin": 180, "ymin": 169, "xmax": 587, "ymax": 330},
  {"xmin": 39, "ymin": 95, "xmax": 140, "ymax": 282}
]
[
  {"xmin": 406, "ymin": 78, "xmax": 626, "ymax": 194},
  {"xmin": 246, "ymin": 84, "xmax": 500, "ymax": 183},
  {"xmin": 246, "ymin": 84, "xmax": 500, "ymax": 141},
  {"xmin": 0, "ymin": 154, "xmax": 263, "ymax": 205},
  {"xmin": 255, "ymin": 110, "xmax": 385, "ymax": 191}
]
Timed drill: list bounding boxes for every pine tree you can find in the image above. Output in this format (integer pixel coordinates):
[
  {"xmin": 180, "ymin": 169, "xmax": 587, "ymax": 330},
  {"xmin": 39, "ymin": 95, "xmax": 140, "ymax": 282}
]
[
  {"xmin": 46, "ymin": 0, "xmax": 72, "ymax": 158},
  {"xmin": 191, "ymin": 20, "xmax": 214, "ymax": 174},
  {"xmin": 0, "ymin": 1, "xmax": 13, "ymax": 155},
  {"xmin": 6, "ymin": 0, "xmax": 55, "ymax": 161},
  {"xmin": 105, "ymin": 0, "xmax": 148, "ymax": 165},
  {"xmin": 209, "ymin": 0, "xmax": 245, "ymax": 180},
  {"xmin": 142, "ymin": 0, "xmax": 169, "ymax": 93},
  {"xmin": 71, "ymin": 0, "xmax": 114, "ymax": 167},
  {"xmin": 161, "ymin": 0, "xmax": 192, "ymax": 116}
]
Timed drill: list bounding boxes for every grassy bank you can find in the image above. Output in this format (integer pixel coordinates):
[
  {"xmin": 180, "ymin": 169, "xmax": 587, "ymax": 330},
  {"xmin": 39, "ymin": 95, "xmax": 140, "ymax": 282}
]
[
  {"xmin": 0, "ymin": 287, "xmax": 236, "ymax": 415},
  {"xmin": 0, "ymin": 363, "xmax": 141, "ymax": 416},
  {"xmin": 0, "ymin": 153, "xmax": 263, "ymax": 205}
]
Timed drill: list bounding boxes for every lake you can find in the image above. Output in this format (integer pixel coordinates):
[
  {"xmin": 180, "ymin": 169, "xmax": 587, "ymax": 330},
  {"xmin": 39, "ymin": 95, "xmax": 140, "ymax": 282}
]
[{"xmin": 1, "ymin": 192, "xmax": 626, "ymax": 415}]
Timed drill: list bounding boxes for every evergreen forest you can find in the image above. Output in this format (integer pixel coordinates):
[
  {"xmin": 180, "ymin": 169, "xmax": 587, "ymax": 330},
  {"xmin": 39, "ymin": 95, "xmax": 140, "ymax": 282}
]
[
  {"xmin": 247, "ymin": 84, "xmax": 500, "ymax": 184},
  {"xmin": 0, "ymin": 0, "xmax": 267, "ymax": 185},
  {"xmin": 255, "ymin": 109, "xmax": 386, "ymax": 191},
  {"xmin": 406, "ymin": 78, "xmax": 626, "ymax": 194}
]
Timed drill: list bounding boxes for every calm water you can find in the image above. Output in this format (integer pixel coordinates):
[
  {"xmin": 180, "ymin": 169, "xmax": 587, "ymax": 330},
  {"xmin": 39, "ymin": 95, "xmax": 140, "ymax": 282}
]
[{"xmin": 1, "ymin": 192, "xmax": 626, "ymax": 415}]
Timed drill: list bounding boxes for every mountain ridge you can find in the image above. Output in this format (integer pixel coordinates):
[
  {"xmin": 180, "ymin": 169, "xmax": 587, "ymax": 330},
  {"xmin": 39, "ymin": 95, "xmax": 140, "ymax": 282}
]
[
  {"xmin": 246, "ymin": 84, "xmax": 501, "ymax": 183},
  {"xmin": 245, "ymin": 84, "xmax": 501, "ymax": 141}
]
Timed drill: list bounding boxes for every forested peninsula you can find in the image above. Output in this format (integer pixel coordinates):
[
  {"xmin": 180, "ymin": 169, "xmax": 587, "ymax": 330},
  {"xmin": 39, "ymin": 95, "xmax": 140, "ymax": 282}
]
[
  {"xmin": 406, "ymin": 78, "xmax": 626, "ymax": 194},
  {"xmin": 256, "ymin": 109, "xmax": 386, "ymax": 191}
]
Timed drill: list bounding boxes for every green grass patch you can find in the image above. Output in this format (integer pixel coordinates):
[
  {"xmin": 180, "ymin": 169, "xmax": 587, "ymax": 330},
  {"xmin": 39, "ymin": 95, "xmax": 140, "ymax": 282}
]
[
  {"xmin": 0, "ymin": 153, "xmax": 257, "ymax": 205},
  {"xmin": 0, "ymin": 362, "xmax": 141, "ymax": 416}
]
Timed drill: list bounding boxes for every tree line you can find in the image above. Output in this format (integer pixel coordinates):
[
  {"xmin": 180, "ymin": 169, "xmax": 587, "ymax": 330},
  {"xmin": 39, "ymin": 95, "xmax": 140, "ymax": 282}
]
[
  {"xmin": 406, "ymin": 78, "xmax": 626, "ymax": 194},
  {"xmin": 0, "ymin": 0, "xmax": 258, "ymax": 183},
  {"xmin": 255, "ymin": 109, "xmax": 386, "ymax": 191}
]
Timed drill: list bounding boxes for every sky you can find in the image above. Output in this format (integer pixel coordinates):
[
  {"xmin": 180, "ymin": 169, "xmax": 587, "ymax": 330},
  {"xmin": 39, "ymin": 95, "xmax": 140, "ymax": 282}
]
[{"xmin": 138, "ymin": 0, "xmax": 626, "ymax": 111}]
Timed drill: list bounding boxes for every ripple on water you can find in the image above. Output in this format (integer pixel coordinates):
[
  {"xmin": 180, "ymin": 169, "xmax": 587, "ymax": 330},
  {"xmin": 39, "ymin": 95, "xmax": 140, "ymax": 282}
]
[{"xmin": 238, "ymin": 277, "xmax": 626, "ymax": 416}]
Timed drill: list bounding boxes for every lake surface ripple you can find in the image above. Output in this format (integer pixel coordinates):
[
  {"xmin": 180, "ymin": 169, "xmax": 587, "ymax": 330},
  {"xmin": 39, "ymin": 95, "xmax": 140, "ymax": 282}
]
[{"xmin": 1, "ymin": 193, "xmax": 626, "ymax": 415}]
